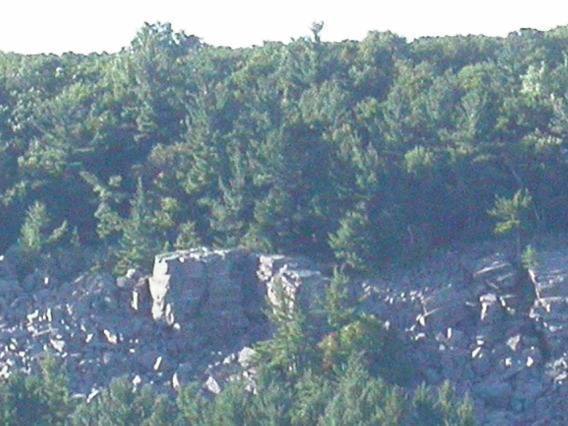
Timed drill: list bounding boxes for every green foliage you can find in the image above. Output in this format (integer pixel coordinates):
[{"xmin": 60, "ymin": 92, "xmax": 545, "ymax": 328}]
[
  {"xmin": 319, "ymin": 314, "xmax": 412, "ymax": 385},
  {"xmin": 176, "ymin": 383, "xmax": 211, "ymax": 425},
  {"xmin": 325, "ymin": 268, "xmax": 357, "ymax": 331},
  {"xmin": 322, "ymin": 354, "xmax": 406, "ymax": 426},
  {"xmin": 2, "ymin": 23, "xmax": 568, "ymax": 273},
  {"xmin": 209, "ymin": 380, "xmax": 250, "ymax": 425},
  {"xmin": 411, "ymin": 382, "xmax": 475, "ymax": 426},
  {"xmin": 522, "ymin": 244, "xmax": 540, "ymax": 270},
  {"xmin": 19, "ymin": 202, "xmax": 67, "ymax": 257},
  {"xmin": 174, "ymin": 221, "xmax": 201, "ymax": 250},
  {"xmin": 0, "ymin": 286, "xmax": 474, "ymax": 425},
  {"xmin": 290, "ymin": 371, "xmax": 333, "ymax": 426},
  {"xmin": 329, "ymin": 205, "xmax": 378, "ymax": 273},
  {"xmin": 0, "ymin": 356, "xmax": 72, "ymax": 425},
  {"xmin": 255, "ymin": 277, "xmax": 319, "ymax": 380},
  {"xmin": 489, "ymin": 188, "xmax": 534, "ymax": 262},
  {"xmin": 71, "ymin": 378, "xmax": 159, "ymax": 426},
  {"xmin": 404, "ymin": 146, "xmax": 435, "ymax": 176},
  {"xmin": 114, "ymin": 179, "xmax": 163, "ymax": 274},
  {"xmin": 246, "ymin": 380, "xmax": 294, "ymax": 426},
  {"xmin": 14, "ymin": 201, "xmax": 68, "ymax": 275},
  {"xmin": 488, "ymin": 189, "xmax": 533, "ymax": 237}
]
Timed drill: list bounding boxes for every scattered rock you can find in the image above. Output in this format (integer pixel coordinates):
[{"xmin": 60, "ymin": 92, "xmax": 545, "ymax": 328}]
[{"xmin": 2, "ymin": 242, "xmax": 568, "ymax": 424}]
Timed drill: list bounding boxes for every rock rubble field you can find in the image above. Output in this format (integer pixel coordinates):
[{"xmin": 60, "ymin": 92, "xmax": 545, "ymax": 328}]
[{"xmin": 1, "ymin": 242, "xmax": 568, "ymax": 424}]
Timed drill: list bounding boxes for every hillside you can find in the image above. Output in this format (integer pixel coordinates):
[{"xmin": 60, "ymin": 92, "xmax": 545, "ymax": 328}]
[
  {"xmin": 2, "ymin": 24, "xmax": 568, "ymax": 274},
  {"xmin": 3, "ymin": 22, "xmax": 568, "ymax": 424},
  {"xmin": 1, "ymin": 236, "xmax": 568, "ymax": 423}
]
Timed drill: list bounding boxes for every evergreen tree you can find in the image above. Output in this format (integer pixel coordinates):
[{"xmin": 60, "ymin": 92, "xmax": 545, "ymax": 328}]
[
  {"xmin": 255, "ymin": 278, "xmax": 319, "ymax": 380},
  {"xmin": 329, "ymin": 204, "xmax": 377, "ymax": 273},
  {"xmin": 174, "ymin": 221, "xmax": 202, "ymax": 250},
  {"xmin": 209, "ymin": 380, "xmax": 250, "ymax": 426},
  {"xmin": 290, "ymin": 371, "xmax": 333, "ymax": 426},
  {"xmin": 209, "ymin": 151, "xmax": 254, "ymax": 247},
  {"xmin": 176, "ymin": 383, "xmax": 210, "ymax": 425},
  {"xmin": 322, "ymin": 354, "xmax": 406, "ymax": 426},
  {"xmin": 71, "ymin": 378, "xmax": 157, "ymax": 426},
  {"xmin": 115, "ymin": 179, "xmax": 163, "ymax": 274},
  {"xmin": 18, "ymin": 201, "xmax": 67, "ymax": 258},
  {"xmin": 325, "ymin": 267, "xmax": 357, "ymax": 331},
  {"xmin": 15, "ymin": 201, "xmax": 67, "ymax": 275},
  {"xmin": 488, "ymin": 188, "xmax": 534, "ymax": 263},
  {"xmin": 0, "ymin": 356, "xmax": 73, "ymax": 426}
]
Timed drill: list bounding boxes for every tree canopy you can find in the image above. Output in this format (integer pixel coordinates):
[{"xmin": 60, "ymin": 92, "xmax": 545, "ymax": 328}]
[{"xmin": 2, "ymin": 23, "xmax": 568, "ymax": 274}]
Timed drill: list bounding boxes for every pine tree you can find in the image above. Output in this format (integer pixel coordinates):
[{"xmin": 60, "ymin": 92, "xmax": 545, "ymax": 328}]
[
  {"xmin": 255, "ymin": 277, "xmax": 319, "ymax": 380},
  {"xmin": 71, "ymin": 377, "xmax": 156, "ymax": 425},
  {"xmin": 0, "ymin": 356, "xmax": 73, "ymax": 426},
  {"xmin": 329, "ymin": 204, "xmax": 377, "ymax": 273},
  {"xmin": 176, "ymin": 383, "xmax": 210, "ymax": 425},
  {"xmin": 246, "ymin": 380, "xmax": 294, "ymax": 426},
  {"xmin": 142, "ymin": 395, "xmax": 177, "ymax": 426},
  {"xmin": 115, "ymin": 179, "xmax": 162, "ymax": 274},
  {"xmin": 411, "ymin": 381, "xmax": 476, "ymax": 426},
  {"xmin": 488, "ymin": 188, "xmax": 534, "ymax": 263},
  {"xmin": 209, "ymin": 380, "xmax": 250, "ymax": 426},
  {"xmin": 290, "ymin": 371, "xmax": 332, "ymax": 426},
  {"xmin": 325, "ymin": 267, "xmax": 357, "ymax": 331},
  {"xmin": 174, "ymin": 221, "xmax": 201, "ymax": 250},
  {"xmin": 19, "ymin": 201, "xmax": 67, "ymax": 257},
  {"xmin": 209, "ymin": 151, "xmax": 254, "ymax": 248},
  {"xmin": 322, "ymin": 354, "xmax": 406, "ymax": 426},
  {"xmin": 16, "ymin": 201, "xmax": 67, "ymax": 275}
]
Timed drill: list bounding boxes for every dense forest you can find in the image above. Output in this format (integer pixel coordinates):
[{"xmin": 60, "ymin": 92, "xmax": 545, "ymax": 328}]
[
  {"xmin": 2, "ymin": 22, "xmax": 568, "ymax": 424},
  {"xmin": 3, "ymin": 23, "xmax": 568, "ymax": 276}
]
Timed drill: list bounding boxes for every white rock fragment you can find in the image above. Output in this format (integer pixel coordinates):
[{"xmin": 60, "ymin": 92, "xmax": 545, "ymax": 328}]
[
  {"xmin": 103, "ymin": 329, "xmax": 119, "ymax": 345},
  {"xmin": 154, "ymin": 356, "xmax": 163, "ymax": 371}
]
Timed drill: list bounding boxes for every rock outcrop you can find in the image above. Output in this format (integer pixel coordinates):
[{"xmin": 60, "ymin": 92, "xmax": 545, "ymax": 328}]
[
  {"xmin": 0, "ymin": 248, "xmax": 326, "ymax": 397},
  {"xmin": 2, "ymin": 241, "xmax": 568, "ymax": 424},
  {"xmin": 358, "ymin": 244, "xmax": 566, "ymax": 425},
  {"xmin": 149, "ymin": 249, "xmax": 263, "ymax": 345}
]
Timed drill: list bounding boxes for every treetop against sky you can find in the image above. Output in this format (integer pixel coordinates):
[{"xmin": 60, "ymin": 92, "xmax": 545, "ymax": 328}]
[{"xmin": 0, "ymin": 0, "xmax": 566, "ymax": 54}]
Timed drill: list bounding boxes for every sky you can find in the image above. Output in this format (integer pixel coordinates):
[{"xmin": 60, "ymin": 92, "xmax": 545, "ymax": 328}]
[{"xmin": 0, "ymin": 0, "xmax": 567, "ymax": 54}]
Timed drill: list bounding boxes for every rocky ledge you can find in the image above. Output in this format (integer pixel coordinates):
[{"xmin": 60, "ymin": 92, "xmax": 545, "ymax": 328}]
[
  {"xmin": 1, "ymin": 242, "xmax": 568, "ymax": 424},
  {"xmin": 0, "ymin": 249, "xmax": 326, "ymax": 399}
]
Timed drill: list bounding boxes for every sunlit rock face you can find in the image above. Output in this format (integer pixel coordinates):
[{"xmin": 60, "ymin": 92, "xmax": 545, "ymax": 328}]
[
  {"xmin": 149, "ymin": 248, "xmax": 263, "ymax": 345},
  {"xmin": 5, "ymin": 239, "xmax": 568, "ymax": 424},
  {"xmin": 0, "ymin": 247, "xmax": 328, "ymax": 397}
]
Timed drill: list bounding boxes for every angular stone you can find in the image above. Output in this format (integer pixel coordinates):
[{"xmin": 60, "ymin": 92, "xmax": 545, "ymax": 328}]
[
  {"xmin": 205, "ymin": 376, "xmax": 221, "ymax": 394},
  {"xmin": 238, "ymin": 347, "xmax": 256, "ymax": 368}
]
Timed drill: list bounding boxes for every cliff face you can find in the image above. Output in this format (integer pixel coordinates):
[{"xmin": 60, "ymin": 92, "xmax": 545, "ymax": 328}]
[{"xmin": 1, "ymin": 242, "xmax": 568, "ymax": 424}]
